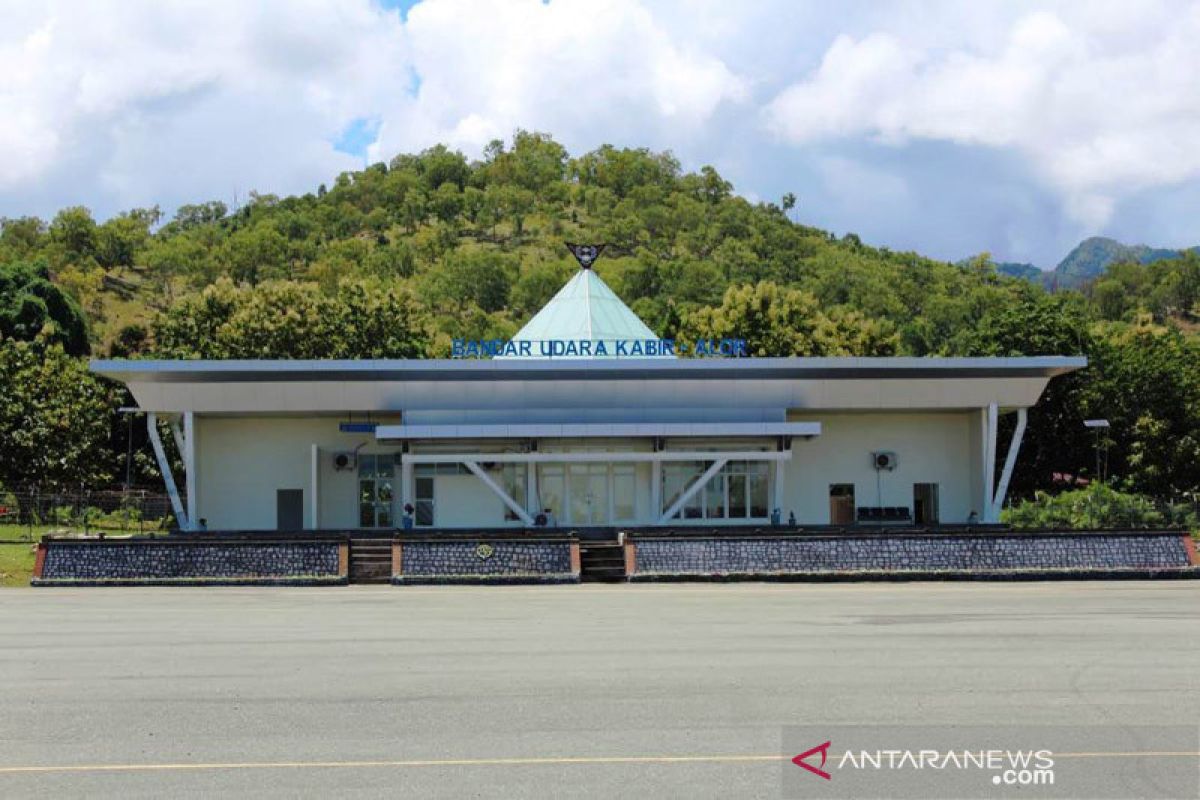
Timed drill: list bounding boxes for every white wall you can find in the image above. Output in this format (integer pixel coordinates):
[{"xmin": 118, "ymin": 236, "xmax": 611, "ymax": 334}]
[
  {"xmin": 195, "ymin": 411, "xmax": 987, "ymax": 530},
  {"xmin": 433, "ymin": 473, "xmax": 508, "ymax": 527},
  {"xmin": 785, "ymin": 412, "xmax": 979, "ymax": 524},
  {"xmin": 195, "ymin": 416, "xmax": 398, "ymax": 530}
]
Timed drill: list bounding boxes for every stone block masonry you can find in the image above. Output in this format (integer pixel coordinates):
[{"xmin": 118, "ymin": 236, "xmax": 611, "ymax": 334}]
[
  {"xmin": 628, "ymin": 531, "xmax": 1200, "ymax": 581},
  {"xmin": 394, "ymin": 537, "xmax": 580, "ymax": 584},
  {"xmin": 32, "ymin": 537, "xmax": 347, "ymax": 586}
]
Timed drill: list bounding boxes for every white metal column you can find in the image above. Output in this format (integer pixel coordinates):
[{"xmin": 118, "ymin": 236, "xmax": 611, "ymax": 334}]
[
  {"xmin": 991, "ymin": 408, "xmax": 1028, "ymax": 521},
  {"xmin": 310, "ymin": 444, "xmax": 320, "ymax": 529},
  {"xmin": 650, "ymin": 459, "xmax": 662, "ymax": 520},
  {"xmin": 401, "ymin": 458, "xmax": 414, "ymax": 519},
  {"xmin": 983, "ymin": 403, "xmax": 999, "ymax": 522},
  {"xmin": 526, "ymin": 462, "xmax": 538, "ymax": 516},
  {"xmin": 772, "ymin": 460, "xmax": 785, "ymax": 517},
  {"xmin": 183, "ymin": 412, "xmax": 196, "ymax": 530},
  {"xmin": 147, "ymin": 412, "xmax": 188, "ymax": 531}
]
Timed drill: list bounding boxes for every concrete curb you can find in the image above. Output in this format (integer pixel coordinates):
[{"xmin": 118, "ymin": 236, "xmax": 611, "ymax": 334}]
[{"xmin": 628, "ymin": 566, "xmax": 1200, "ymax": 583}]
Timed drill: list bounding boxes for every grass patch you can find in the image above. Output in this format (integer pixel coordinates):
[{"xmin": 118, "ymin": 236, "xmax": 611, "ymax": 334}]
[{"xmin": 0, "ymin": 543, "xmax": 36, "ymax": 587}]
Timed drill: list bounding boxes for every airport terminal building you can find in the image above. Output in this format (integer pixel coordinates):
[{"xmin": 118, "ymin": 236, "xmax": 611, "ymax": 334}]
[{"xmin": 92, "ymin": 265, "xmax": 1085, "ymax": 534}]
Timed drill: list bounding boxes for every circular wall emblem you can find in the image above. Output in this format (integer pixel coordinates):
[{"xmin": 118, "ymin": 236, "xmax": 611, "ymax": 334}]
[{"xmin": 475, "ymin": 543, "xmax": 495, "ymax": 560}]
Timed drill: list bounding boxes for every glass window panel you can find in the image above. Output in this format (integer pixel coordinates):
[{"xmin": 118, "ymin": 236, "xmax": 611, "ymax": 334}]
[
  {"xmin": 359, "ymin": 480, "xmax": 374, "ymax": 504},
  {"xmin": 415, "ymin": 477, "xmax": 434, "ymax": 501},
  {"xmin": 377, "ymin": 479, "xmax": 394, "ymax": 504},
  {"xmin": 613, "ymin": 467, "xmax": 635, "ymax": 521},
  {"xmin": 588, "ymin": 470, "xmax": 609, "ymax": 524},
  {"xmin": 749, "ymin": 474, "xmax": 769, "ymax": 518},
  {"xmin": 537, "ymin": 466, "xmax": 564, "ymax": 522},
  {"xmin": 705, "ymin": 476, "xmax": 725, "ymax": 519},
  {"xmin": 568, "ymin": 465, "xmax": 590, "ymax": 524},
  {"xmin": 377, "ymin": 506, "xmax": 393, "ymax": 527},
  {"xmin": 728, "ymin": 474, "xmax": 747, "ymax": 518},
  {"xmin": 662, "ymin": 462, "xmax": 702, "ymax": 515},
  {"xmin": 377, "ymin": 457, "xmax": 394, "ymax": 478},
  {"xmin": 415, "ymin": 500, "xmax": 434, "ymax": 526},
  {"xmin": 414, "ymin": 464, "xmax": 435, "ymax": 476},
  {"xmin": 359, "ymin": 503, "xmax": 375, "ymax": 527},
  {"xmin": 358, "ymin": 454, "xmax": 375, "ymax": 478}
]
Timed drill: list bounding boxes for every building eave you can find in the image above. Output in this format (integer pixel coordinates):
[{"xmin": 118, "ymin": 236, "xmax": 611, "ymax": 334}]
[{"xmin": 90, "ymin": 355, "xmax": 1088, "ymax": 385}]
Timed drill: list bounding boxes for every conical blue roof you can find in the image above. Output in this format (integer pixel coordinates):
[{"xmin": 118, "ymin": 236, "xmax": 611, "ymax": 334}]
[{"xmin": 505, "ymin": 268, "xmax": 673, "ymax": 359}]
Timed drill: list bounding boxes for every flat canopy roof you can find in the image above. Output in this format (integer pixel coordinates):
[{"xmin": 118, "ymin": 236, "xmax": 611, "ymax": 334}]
[
  {"xmin": 91, "ymin": 356, "xmax": 1086, "ymax": 384},
  {"xmin": 375, "ymin": 421, "xmax": 821, "ymax": 440}
]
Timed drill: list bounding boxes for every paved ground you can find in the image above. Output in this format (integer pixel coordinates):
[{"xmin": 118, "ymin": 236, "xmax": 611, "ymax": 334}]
[{"xmin": 0, "ymin": 581, "xmax": 1196, "ymax": 798}]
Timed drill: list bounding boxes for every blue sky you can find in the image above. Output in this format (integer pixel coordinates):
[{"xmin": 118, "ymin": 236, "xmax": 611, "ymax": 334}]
[{"xmin": 1, "ymin": 0, "xmax": 1197, "ymax": 268}]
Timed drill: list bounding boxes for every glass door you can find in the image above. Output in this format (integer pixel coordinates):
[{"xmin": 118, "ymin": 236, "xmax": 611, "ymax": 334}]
[
  {"xmin": 358, "ymin": 454, "xmax": 394, "ymax": 528},
  {"xmin": 537, "ymin": 465, "xmax": 565, "ymax": 524},
  {"xmin": 568, "ymin": 463, "xmax": 609, "ymax": 525}
]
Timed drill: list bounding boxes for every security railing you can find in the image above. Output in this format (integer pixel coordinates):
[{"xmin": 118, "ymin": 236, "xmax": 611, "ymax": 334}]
[{"xmin": 0, "ymin": 490, "xmax": 177, "ymax": 541}]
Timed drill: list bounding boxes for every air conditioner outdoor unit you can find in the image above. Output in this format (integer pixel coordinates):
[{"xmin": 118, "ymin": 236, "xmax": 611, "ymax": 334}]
[
  {"xmin": 332, "ymin": 451, "xmax": 357, "ymax": 471},
  {"xmin": 872, "ymin": 451, "xmax": 898, "ymax": 471}
]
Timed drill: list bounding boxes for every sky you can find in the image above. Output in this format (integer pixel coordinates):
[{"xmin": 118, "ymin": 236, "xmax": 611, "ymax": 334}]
[{"xmin": 1, "ymin": 0, "xmax": 1197, "ymax": 268}]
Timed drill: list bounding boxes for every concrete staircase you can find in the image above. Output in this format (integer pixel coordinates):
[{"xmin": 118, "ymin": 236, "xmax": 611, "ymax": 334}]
[
  {"xmin": 579, "ymin": 541, "xmax": 626, "ymax": 582},
  {"xmin": 348, "ymin": 537, "xmax": 393, "ymax": 584}
]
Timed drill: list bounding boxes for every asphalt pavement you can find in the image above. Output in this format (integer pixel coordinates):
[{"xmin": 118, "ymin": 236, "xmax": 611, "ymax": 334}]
[{"xmin": 0, "ymin": 581, "xmax": 1196, "ymax": 798}]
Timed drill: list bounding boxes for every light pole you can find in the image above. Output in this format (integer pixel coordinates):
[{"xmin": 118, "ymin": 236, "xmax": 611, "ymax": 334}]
[{"xmin": 1083, "ymin": 419, "xmax": 1110, "ymax": 483}]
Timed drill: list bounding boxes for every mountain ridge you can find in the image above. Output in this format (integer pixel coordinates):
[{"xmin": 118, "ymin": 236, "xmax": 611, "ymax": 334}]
[{"xmin": 994, "ymin": 236, "xmax": 1198, "ymax": 288}]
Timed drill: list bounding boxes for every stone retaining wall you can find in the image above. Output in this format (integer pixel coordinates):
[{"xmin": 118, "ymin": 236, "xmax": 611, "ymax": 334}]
[
  {"xmin": 393, "ymin": 537, "xmax": 580, "ymax": 584},
  {"xmin": 32, "ymin": 537, "xmax": 348, "ymax": 586},
  {"xmin": 628, "ymin": 532, "xmax": 1199, "ymax": 580}
]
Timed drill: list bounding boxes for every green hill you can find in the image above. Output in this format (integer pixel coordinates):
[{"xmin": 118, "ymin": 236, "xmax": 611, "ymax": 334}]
[{"xmin": 1052, "ymin": 236, "xmax": 1188, "ymax": 287}]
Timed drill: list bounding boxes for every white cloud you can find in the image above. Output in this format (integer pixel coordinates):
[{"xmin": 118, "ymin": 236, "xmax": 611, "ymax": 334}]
[
  {"xmin": 0, "ymin": 0, "xmax": 408, "ymax": 214},
  {"xmin": 765, "ymin": 3, "xmax": 1200, "ymax": 227},
  {"xmin": 370, "ymin": 0, "xmax": 746, "ymax": 158},
  {"xmin": 0, "ymin": 0, "xmax": 1195, "ymax": 263}
]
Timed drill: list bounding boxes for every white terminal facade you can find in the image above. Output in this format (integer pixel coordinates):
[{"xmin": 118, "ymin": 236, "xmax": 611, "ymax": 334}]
[{"xmin": 92, "ymin": 265, "xmax": 1085, "ymax": 532}]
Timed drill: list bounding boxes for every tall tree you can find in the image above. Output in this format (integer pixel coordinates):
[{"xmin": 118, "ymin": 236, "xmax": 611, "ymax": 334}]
[
  {"xmin": 0, "ymin": 261, "xmax": 89, "ymax": 355},
  {"xmin": 0, "ymin": 339, "xmax": 113, "ymax": 493}
]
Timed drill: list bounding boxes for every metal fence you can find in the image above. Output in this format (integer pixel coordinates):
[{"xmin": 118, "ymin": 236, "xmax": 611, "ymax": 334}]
[{"xmin": 0, "ymin": 490, "xmax": 178, "ymax": 541}]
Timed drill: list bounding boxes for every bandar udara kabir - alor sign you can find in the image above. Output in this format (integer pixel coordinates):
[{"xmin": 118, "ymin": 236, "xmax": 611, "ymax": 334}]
[{"xmin": 452, "ymin": 243, "xmax": 748, "ymax": 359}]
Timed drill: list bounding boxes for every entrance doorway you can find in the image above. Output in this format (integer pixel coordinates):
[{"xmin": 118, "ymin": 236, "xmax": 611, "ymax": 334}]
[
  {"xmin": 829, "ymin": 484, "xmax": 855, "ymax": 524},
  {"xmin": 913, "ymin": 483, "xmax": 939, "ymax": 525},
  {"xmin": 276, "ymin": 489, "xmax": 304, "ymax": 530},
  {"xmin": 536, "ymin": 462, "xmax": 638, "ymax": 526},
  {"xmin": 569, "ymin": 464, "xmax": 609, "ymax": 525}
]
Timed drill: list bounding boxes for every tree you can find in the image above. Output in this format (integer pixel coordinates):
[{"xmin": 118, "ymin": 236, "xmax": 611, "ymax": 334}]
[
  {"xmin": 224, "ymin": 224, "xmax": 289, "ymax": 284},
  {"xmin": 424, "ymin": 249, "xmax": 515, "ymax": 313},
  {"xmin": 415, "ymin": 144, "xmax": 470, "ymax": 191},
  {"xmin": 96, "ymin": 208, "xmax": 159, "ymax": 268},
  {"xmin": 0, "ymin": 216, "xmax": 46, "ymax": 258},
  {"xmin": 500, "ymin": 130, "xmax": 568, "ymax": 193},
  {"xmin": 151, "ymin": 278, "xmax": 432, "ymax": 359},
  {"xmin": 0, "ymin": 261, "xmax": 89, "ymax": 355},
  {"xmin": 681, "ymin": 281, "xmax": 897, "ymax": 356},
  {"xmin": 171, "ymin": 201, "xmax": 228, "ymax": 231},
  {"xmin": 0, "ymin": 338, "xmax": 113, "ymax": 493},
  {"xmin": 47, "ymin": 206, "xmax": 99, "ymax": 264}
]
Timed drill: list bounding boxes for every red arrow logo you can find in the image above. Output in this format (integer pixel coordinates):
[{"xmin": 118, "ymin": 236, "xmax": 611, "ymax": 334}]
[{"xmin": 792, "ymin": 740, "xmax": 832, "ymax": 780}]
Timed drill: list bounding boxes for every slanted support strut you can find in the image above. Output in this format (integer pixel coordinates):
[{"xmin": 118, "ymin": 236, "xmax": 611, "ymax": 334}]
[{"xmin": 147, "ymin": 412, "xmax": 188, "ymax": 530}]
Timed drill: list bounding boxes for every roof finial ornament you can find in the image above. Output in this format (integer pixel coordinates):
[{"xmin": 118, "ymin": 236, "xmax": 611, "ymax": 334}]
[{"xmin": 565, "ymin": 242, "xmax": 606, "ymax": 270}]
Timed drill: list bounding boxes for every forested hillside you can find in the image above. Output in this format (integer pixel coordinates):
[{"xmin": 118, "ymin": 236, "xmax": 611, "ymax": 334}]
[{"xmin": 2, "ymin": 132, "xmax": 1199, "ymax": 505}]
